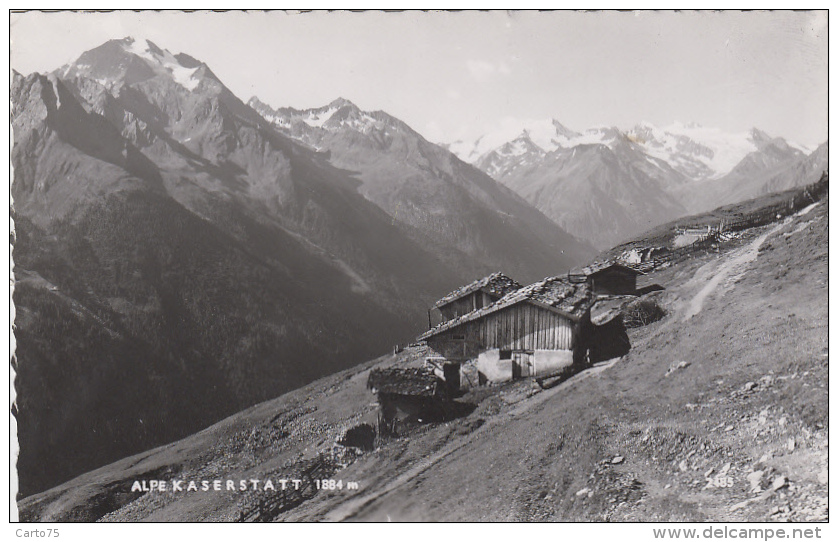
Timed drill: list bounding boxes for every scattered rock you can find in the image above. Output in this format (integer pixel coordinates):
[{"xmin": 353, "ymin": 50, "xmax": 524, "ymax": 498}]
[
  {"xmin": 679, "ymin": 460, "xmax": 689, "ymax": 472},
  {"xmin": 787, "ymin": 438, "xmax": 795, "ymax": 452},
  {"xmin": 731, "ymin": 500, "xmax": 752, "ymax": 512},
  {"xmin": 758, "ymin": 452, "xmax": 773, "ymax": 464},
  {"xmin": 724, "ymin": 425, "xmax": 734, "ymax": 432},
  {"xmin": 771, "ymin": 476, "xmax": 788, "ymax": 491},
  {"xmin": 744, "ymin": 381, "xmax": 757, "ymax": 391},
  {"xmin": 747, "ymin": 470, "xmax": 764, "ymax": 491},
  {"xmin": 612, "ymin": 456, "xmax": 624, "ymax": 465},
  {"xmin": 575, "ymin": 487, "xmax": 590, "ymax": 497},
  {"xmin": 666, "ymin": 360, "xmax": 691, "ymax": 376}
]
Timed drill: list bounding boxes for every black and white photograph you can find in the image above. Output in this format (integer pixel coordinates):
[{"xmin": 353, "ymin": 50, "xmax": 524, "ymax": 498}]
[{"xmin": 8, "ymin": 9, "xmax": 829, "ymax": 527}]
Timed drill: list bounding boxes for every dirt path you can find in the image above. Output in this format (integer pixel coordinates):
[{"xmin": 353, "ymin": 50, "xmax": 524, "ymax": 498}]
[
  {"xmin": 682, "ymin": 228, "xmax": 777, "ymax": 321},
  {"xmin": 682, "ymin": 202, "xmax": 819, "ymax": 321},
  {"xmin": 323, "ymin": 358, "xmax": 622, "ymax": 521}
]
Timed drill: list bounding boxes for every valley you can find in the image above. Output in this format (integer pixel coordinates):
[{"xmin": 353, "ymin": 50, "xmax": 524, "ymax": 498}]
[
  {"xmin": 17, "ymin": 186, "xmax": 828, "ymax": 522},
  {"xmin": 11, "ymin": 38, "xmax": 593, "ymax": 497},
  {"xmin": 10, "ymin": 29, "xmax": 827, "ymax": 521}
]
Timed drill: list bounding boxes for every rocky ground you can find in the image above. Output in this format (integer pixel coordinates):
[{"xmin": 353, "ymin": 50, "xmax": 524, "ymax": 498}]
[{"xmin": 17, "ymin": 198, "xmax": 828, "ymax": 522}]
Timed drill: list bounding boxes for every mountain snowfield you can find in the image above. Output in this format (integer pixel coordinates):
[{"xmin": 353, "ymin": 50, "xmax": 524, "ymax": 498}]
[
  {"xmin": 450, "ymin": 118, "xmax": 826, "ymax": 248},
  {"xmin": 63, "ymin": 37, "xmax": 203, "ymax": 92}
]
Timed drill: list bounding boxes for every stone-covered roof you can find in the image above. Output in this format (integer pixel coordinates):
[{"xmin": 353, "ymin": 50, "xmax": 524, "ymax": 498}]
[
  {"xmin": 433, "ymin": 272, "xmax": 522, "ymax": 309},
  {"xmin": 590, "ymin": 295, "xmax": 636, "ymax": 326},
  {"xmin": 367, "ymin": 368, "xmax": 440, "ymax": 397},
  {"xmin": 570, "ymin": 260, "xmax": 645, "ymax": 278},
  {"xmin": 420, "ymin": 276, "xmax": 594, "ymax": 340}
]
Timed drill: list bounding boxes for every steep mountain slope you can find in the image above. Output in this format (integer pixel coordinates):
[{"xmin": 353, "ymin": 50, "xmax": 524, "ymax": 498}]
[
  {"xmin": 463, "ymin": 120, "xmax": 823, "ymax": 248},
  {"xmin": 476, "ymin": 128, "xmax": 689, "ymax": 249},
  {"xmin": 18, "ymin": 194, "xmax": 828, "ymax": 522},
  {"xmin": 11, "ymin": 55, "xmax": 440, "ymax": 497},
  {"xmin": 759, "ymin": 141, "xmax": 828, "ymax": 195},
  {"xmin": 247, "ymin": 97, "xmax": 594, "ymax": 279},
  {"xmin": 474, "ymin": 131, "xmax": 548, "ymax": 180},
  {"xmin": 12, "ymin": 38, "xmax": 591, "ymax": 497},
  {"xmin": 625, "ymin": 123, "xmax": 776, "ymax": 182},
  {"xmin": 445, "ymin": 118, "xmax": 580, "ymax": 165},
  {"xmin": 674, "ymin": 132, "xmax": 812, "ymax": 213}
]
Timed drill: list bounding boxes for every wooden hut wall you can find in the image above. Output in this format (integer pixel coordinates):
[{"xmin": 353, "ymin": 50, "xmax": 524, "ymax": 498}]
[
  {"xmin": 438, "ymin": 291, "xmax": 498, "ymax": 321},
  {"xmin": 479, "ymin": 303, "xmax": 575, "ymax": 350},
  {"xmin": 428, "ymin": 303, "xmax": 575, "ymax": 359},
  {"xmin": 439, "ymin": 292, "xmax": 478, "ymax": 320},
  {"xmin": 590, "ymin": 270, "xmax": 637, "ymax": 296}
]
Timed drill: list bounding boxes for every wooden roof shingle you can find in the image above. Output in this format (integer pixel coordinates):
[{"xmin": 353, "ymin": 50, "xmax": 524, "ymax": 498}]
[
  {"xmin": 572, "ymin": 260, "xmax": 645, "ymax": 277},
  {"xmin": 433, "ymin": 272, "xmax": 522, "ymax": 309},
  {"xmin": 367, "ymin": 368, "xmax": 440, "ymax": 397},
  {"xmin": 419, "ymin": 276, "xmax": 594, "ymax": 340}
]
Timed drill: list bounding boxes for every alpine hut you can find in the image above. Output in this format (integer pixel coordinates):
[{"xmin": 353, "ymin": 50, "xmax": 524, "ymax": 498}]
[
  {"xmin": 367, "ymin": 368, "xmax": 448, "ymax": 436},
  {"xmin": 432, "ymin": 272, "xmax": 522, "ymax": 322},
  {"xmin": 418, "ymin": 276, "xmax": 599, "ymax": 385},
  {"xmin": 569, "ymin": 261, "xmax": 644, "ymax": 296}
]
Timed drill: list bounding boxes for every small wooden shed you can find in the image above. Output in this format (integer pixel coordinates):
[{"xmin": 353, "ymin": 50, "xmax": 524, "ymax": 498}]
[
  {"xmin": 570, "ymin": 261, "xmax": 644, "ymax": 296},
  {"xmin": 367, "ymin": 368, "xmax": 447, "ymax": 436}
]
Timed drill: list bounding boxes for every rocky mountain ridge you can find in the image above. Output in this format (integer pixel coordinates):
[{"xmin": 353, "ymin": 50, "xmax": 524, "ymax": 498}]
[
  {"xmin": 453, "ymin": 119, "xmax": 825, "ymax": 247},
  {"xmin": 11, "ymin": 37, "xmax": 592, "ymax": 497}
]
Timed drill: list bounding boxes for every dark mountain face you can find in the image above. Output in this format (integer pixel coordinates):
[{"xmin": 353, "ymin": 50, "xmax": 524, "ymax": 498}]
[
  {"xmin": 248, "ymin": 97, "xmax": 594, "ymax": 280},
  {"xmin": 477, "ymin": 132, "xmax": 689, "ymax": 249},
  {"xmin": 474, "ymin": 132, "xmax": 547, "ymax": 180},
  {"xmin": 673, "ymin": 134, "xmax": 814, "ymax": 214},
  {"xmin": 12, "ymin": 38, "xmax": 593, "ymax": 497},
  {"xmin": 759, "ymin": 141, "xmax": 828, "ymax": 195}
]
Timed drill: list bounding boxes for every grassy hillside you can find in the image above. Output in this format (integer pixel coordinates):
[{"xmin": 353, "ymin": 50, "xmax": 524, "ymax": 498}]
[{"xmin": 18, "ymin": 196, "xmax": 828, "ymax": 522}]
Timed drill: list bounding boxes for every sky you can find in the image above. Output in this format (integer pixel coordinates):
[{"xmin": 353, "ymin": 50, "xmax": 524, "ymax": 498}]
[{"xmin": 9, "ymin": 10, "xmax": 829, "ymax": 148}]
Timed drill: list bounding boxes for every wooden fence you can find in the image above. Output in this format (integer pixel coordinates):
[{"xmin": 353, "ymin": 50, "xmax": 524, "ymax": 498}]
[
  {"xmin": 236, "ymin": 454, "xmax": 337, "ymax": 522},
  {"xmin": 629, "ymin": 172, "xmax": 828, "ymax": 274}
]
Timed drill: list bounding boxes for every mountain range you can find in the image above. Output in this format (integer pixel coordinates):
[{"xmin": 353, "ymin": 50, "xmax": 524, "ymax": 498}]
[
  {"xmin": 11, "ymin": 37, "xmax": 593, "ymax": 497},
  {"xmin": 245, "ymin": 96, "xmax": 591, "ymax": 275},
  {"xmin": 11, "ymin": 35, "xmax": 826, "ymax": 498},
  {"xmin": 449, "ymin": 120, "xmax": 827, "ymax": 248}
]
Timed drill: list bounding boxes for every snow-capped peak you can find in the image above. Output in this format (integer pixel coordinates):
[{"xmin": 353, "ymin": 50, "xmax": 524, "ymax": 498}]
[
  {"xmin": 466, "ymin": 117, "xmax": 809, "ymax": 183},
  {"xmin": 446, "ymin": 118, "xmax": 585, "ymax": 162},
  {"xmin": 120, "ymin": 37, "xmax": 201, "ymax": 91},
  {"xmin": 504, "ymin": 131, "xmax": 545, "ymax": 156},
  {"xmin": 301, "ymin": 105, "xmax": 339, "ymax": 128},
  {"xmin": 65, "ymin": 37, "xmax": 204, "ymax": 92},
  {"xmin": 328, "ymin": 97, "xmax": 358, "ymax": 110},
  {"xmin": 248, "ymin": 96, "xmax": 397, "ymax": 149}
]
